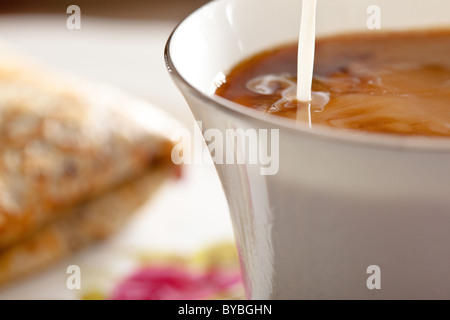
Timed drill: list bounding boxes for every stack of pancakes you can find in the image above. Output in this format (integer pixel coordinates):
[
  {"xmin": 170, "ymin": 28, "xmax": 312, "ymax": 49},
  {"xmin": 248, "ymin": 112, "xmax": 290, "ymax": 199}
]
[{"xmin": 0, "ymin": 43, "xmax": 177, "ymax": 284}]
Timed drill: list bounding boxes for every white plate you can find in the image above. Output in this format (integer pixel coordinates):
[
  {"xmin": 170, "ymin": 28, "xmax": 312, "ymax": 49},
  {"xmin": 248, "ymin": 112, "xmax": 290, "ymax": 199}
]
[{"xmin": 0, "ymin": 15, "xmax": 233, "ymax": 300}]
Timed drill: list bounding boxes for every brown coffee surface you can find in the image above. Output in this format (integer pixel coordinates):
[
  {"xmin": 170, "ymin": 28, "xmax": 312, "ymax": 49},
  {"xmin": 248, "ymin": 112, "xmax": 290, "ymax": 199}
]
[{"xmin": 215, "ymin": 30, "xmax": 450, "ymax": 137}]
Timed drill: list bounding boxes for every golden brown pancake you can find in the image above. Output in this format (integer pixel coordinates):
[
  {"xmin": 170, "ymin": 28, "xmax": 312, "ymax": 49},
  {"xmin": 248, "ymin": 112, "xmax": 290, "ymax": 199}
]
[{"xmin": 0, "ymin": 42, "xmax": 178, "ymax": 284}]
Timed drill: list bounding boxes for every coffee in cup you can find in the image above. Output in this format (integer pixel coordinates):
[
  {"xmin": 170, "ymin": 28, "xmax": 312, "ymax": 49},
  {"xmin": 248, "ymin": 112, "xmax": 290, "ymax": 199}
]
[{"xmin": 215, "ymin": 30, "xmax": 450, "ymax": 137}]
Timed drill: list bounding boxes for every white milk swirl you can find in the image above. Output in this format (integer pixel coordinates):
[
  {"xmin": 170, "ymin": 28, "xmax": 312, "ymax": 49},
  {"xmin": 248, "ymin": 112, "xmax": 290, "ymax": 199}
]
[{"xmin": 246, "ymin": 74, "xmax": 330, "ymax": 124}]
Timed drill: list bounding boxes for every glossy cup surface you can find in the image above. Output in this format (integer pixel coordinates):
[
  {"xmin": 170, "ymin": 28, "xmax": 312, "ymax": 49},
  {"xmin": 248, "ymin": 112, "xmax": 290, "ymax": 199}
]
[{"xmin": 166, "ymin": 0, "xmax": 450, "ymax": 299}]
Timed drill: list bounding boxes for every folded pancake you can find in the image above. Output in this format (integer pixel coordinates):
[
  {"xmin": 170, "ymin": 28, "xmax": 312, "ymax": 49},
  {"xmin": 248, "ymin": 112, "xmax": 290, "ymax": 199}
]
[
  {"xmin": 0, "ymin": 166, "xmax": 172, "ymax": 285},
  {"xmin": 0, "ymin": 42, "xmax": 178, "ymax": 282}
]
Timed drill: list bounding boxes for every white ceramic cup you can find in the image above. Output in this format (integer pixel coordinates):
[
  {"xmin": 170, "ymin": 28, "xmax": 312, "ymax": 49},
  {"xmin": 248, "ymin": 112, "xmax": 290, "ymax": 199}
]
[{"xmin": 165, "ymin": 0, "xmax": 450, "ymax": 299}]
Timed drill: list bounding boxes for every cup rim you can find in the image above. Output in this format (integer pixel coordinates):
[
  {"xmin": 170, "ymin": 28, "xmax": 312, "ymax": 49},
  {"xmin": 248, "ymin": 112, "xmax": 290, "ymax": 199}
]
[{"xmin": 164, "ymin": 0, "xmax": 450, "ymax": 153}]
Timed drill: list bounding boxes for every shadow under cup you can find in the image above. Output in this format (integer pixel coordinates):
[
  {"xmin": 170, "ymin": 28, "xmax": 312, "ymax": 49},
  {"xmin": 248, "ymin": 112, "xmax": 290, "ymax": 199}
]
[{"xmin": 165, "ymin": 0, "xmax": 450, "ymax": 299}]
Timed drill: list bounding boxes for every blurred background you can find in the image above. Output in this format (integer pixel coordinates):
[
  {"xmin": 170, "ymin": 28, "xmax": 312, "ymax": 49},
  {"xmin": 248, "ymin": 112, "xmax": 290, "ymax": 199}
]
[
  {"xmin": 0, "ymin": 0, "xmax": 241, "ymax": 300},
  {"xmin": 0, "ymin": 0, "xmax": 211, "ymax": 126},
  {"xmin": 0, "ymin": 0, "xmax": 209, "ymax": 20}
]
